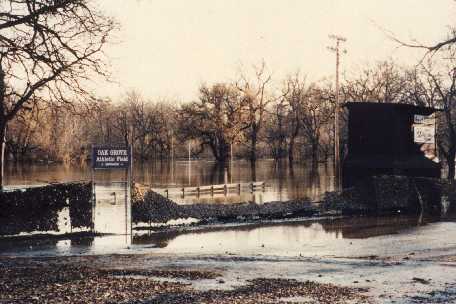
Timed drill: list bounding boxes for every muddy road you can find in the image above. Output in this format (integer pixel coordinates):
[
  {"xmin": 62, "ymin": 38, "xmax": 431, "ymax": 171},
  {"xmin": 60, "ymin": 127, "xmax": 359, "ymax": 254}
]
[{"xmin": 1, "ymin": 215, "xmax": 456, "ymax": 303}]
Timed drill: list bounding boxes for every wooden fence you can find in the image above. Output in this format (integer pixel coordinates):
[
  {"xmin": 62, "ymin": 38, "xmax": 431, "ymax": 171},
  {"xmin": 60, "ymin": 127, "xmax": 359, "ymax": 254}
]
[{"xmin": 139, "ymin": 181, "xmax": 266, "ymax": 199}]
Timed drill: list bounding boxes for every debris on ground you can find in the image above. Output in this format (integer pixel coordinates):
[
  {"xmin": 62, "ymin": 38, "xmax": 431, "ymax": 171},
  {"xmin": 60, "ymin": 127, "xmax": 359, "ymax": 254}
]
[{"xmin": 0, "ymin": 260, "xmax": 372, "ymax": 304}]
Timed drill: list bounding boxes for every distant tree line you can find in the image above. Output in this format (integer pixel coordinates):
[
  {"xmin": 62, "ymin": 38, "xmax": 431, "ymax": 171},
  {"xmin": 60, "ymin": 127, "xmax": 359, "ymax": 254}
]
[
  {"xmin": 7, "ymin": 57, "xmax": 456, "ymax": 181},
  {"xmin": 4, "ymin": 62, "xmax": 336, "ymax": 166},
  {"xmin": 3, "ymin": 0, "xmax": 456, "ymax": 194}
]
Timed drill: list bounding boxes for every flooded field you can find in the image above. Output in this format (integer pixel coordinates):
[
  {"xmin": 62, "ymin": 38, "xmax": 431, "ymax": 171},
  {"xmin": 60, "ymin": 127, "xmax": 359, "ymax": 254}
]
[
  {"xmin": 3, "ymin": 161, "xmax": 456, "ymax": 303},
  {"xmin": 3, "ymin": 160, "xmax": 456, "ymax": 261},
  {"xmin": 3, "ymin": 160, "xmax": 334, "ymax": 236},
  {"xmin": 4, "ymin": 159, "xmax": 335, "ymax": 203}
]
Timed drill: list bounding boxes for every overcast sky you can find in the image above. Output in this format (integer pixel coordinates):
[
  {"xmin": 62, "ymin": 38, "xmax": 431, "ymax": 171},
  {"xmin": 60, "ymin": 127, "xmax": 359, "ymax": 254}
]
[{"xmin": 96, "ymin": 0, "xmax": 456, "ymax": 101}]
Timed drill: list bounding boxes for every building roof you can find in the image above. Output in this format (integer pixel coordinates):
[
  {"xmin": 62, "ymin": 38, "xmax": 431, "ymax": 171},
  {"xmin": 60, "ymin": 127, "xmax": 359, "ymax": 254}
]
[{"xmin": 343, "ymin": 101, "xmax": 441, "ymax": 115}]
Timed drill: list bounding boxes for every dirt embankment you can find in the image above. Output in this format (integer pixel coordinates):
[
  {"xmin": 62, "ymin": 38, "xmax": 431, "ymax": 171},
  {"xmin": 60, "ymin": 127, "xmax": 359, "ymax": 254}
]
[
  {"xmin": 132, "ymin": 175, "xmax": 455, "ymax": 225},
  {"xmin": 132, "ymin": 189, "xmax": 319, "ymax": 224}
]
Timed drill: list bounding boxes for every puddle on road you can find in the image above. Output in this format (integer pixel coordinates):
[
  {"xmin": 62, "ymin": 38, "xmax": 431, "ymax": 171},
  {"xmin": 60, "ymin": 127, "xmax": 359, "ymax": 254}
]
[
  {"xmin": 142, "ymin": 216, "xmax": 456, "ymax": 258},
  {"xmin": 1, "ymin": 215, "xmax": 456, "ymax": 258}
]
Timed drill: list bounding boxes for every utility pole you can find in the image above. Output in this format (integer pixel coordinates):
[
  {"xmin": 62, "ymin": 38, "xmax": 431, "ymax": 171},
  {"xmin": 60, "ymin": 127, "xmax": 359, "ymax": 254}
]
[
  {"xmin": 171, "ymin": 134, "xmax": 174, "ymax": 164},
  {"xmin": 188, "ymin": 141, "xmax": 191, "ymax": 186},
  {"xmin": 230, "ymin": 142, "xmax": 233, "ymax": 184},
  {"xmin": 170, "ymin": 134, "xmax": 174, "ymax": 184},
  {"xmin": 328, "ymin": 34, "xmax": 347, "ymax": 191}
]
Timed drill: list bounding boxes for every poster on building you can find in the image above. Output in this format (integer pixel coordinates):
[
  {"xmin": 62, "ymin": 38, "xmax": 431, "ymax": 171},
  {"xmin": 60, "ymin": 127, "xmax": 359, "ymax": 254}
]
[
  {"xmin": 414, "ymin": 113, "xmax": 435, "ymax": 125},
  {"xmin": 414, "ymin": 125, "xmax": 435, "ymax": 144}
]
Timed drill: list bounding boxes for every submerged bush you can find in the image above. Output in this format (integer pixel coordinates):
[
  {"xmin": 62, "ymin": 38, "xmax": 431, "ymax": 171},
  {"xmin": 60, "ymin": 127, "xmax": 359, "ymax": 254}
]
[{"xmin": 0, "ymin": 182, "xmax": 92, "ymax": 235}]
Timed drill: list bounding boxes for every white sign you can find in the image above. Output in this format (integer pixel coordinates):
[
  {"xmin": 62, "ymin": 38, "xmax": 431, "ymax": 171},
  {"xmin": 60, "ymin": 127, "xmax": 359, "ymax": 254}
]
[
  {"xmin": 414, "ymin": 114, "xmax": 435, "ymax": 125},
  {"xmin": 414, "ymin": 125, "xmax": 435, "ymax": 144}
]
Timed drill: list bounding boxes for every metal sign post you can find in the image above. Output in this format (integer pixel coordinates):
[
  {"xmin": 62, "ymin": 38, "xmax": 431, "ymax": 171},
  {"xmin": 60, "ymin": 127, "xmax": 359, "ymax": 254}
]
[
  {"xmin": 90, "ymin": 144, "xmax": 96, "ymax": 233},
  {"xmin": 91, "ymin": 145, "xmax": 133, "ymax": 243},
  {"xmin": 129, "ymin": 145, "xmax": 133, "ymax": 243}
]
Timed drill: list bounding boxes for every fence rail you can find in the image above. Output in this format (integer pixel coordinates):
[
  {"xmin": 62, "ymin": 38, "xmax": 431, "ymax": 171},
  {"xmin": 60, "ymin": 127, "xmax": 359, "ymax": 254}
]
[{"xmin": 139, "ymin": 181, "xmax": 266, "ymax": 199}]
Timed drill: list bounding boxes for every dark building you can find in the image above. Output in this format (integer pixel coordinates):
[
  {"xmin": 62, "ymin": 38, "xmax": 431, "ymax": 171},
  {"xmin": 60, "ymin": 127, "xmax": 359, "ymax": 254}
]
[{"xmin": 342, "ymin": 102, "xmax": 441, "ymax": 188}]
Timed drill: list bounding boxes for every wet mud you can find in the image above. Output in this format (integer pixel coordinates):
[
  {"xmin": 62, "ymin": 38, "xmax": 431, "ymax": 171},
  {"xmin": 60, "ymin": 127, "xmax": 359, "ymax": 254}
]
[
  {"xmin": 0, "ymin": 257, "xmax": 371, "ymax": 304},
  {"xmin": 2, "ymin": 250, "xmax": 456, "ymax": 304}
]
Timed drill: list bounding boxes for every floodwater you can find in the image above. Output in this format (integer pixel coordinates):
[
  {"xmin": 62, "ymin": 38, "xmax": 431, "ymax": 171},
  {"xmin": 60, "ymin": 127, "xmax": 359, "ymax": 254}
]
[
  {"xmin": 3, "ymin": 159, "xmax": 456, "ymax": 265},
  {"xmin": 3, "ymin": 161, "xmax": 456, "ymax": 303},
  {"xmin": 1, "ymin": 214, "xmax": 456, "ymax": 259},
  {"xmin": 2, "ymin": 216, "xmax": 456, "ymax": 304},
  {"xmin": 3, "ymin": 159, "xmax": 335, "ymax": 235},
  {"xmin": 4, "ymin": 159, "xmax": 335, "ymax": 203}
]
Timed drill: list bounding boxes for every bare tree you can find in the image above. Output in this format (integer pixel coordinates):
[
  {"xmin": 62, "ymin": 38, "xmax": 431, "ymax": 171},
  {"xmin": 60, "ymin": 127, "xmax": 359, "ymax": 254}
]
[
  {"xmin": 342, "ymin": 60, "xmax": 408, "ymax": 103},
  {"xmin": 0, "ymin": 0, "xmax": 117, "ymax": 189},
  {"xmin": 299, "ymin": 87, "xmax": 334, "ymax": 162},
  {"xmin": 417, "ymin": 61, "xmax": 456, "ymax": 179},
  {"xmin": 125, "ymin": 91, "xmax": 151, "ymax": 161},
  {"xmin": 400, "ymin": 67, "xmax": 440, "ymax": 108},
  {"xmin": 86, "ymin": 99, "xmax": 117, "ymax": 145},
  {"xmin": 111, "ymin": 104, "xmax": 131, "ymax": 148},
  {"xmin": 391, "ymin": 28, "xmax": 456, "ymax": 56},
  {"xmin": 281, "ymin": 74, "xmax": 308, "ymax": 163},
  {"xmin": 147, "ymin": 101, "xmax": 177, "ymax": 160},
  {"xmin": 178, "ymin": 83, "xmax": 248, "ymax": 163},
  {"xmin": 6, "ymin": 102, "xmax": 41, "ymax": 162},
  {"xmin": 128, "ymin": 94, "xmax": 177, "ymax": 161},
  {"xmin": 382, "ymin": 4, "xmax": 456, "ymax": 57},
  {"xmin": 236, "ymin": 62, "xmax": 273, "ymax": 162},
  {"xmin": 265, "ymin": 98, "xmax": 287, "ymax": 160}
]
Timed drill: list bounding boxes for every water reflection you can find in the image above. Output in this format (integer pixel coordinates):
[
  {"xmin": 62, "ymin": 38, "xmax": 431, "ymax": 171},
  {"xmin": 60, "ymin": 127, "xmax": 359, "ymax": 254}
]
[
  {"xmin": 2, "ymin": 215, "xmax": 456, "ymax": 257},
  {"xmin": 133, "ymin": 215, "xmax": 439, "ymax": 249},
  {"xmin": 132, "ymin": 214, "xmax": 456, "ymax": 257},
  {"xmin": 5, "ymin": 160, "xmax": 334, "ymax": 203},
  {"xmin": 3, "ymin": 160, "xmax": 334, "ymax": 237}
]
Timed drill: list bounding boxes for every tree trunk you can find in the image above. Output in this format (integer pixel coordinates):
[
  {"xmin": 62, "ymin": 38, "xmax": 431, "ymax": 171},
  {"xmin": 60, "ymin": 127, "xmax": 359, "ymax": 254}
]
[
  {"xmin": 288, "ymin": 122, "xmax": 299, "ymax": 164},
  {"xmin": 447, "ymin": 149, "xmax": 456, "ymax": 180},
  {"xmin": 0, "ymin": 119, "xmax": 6, "ymax": 191},
  {"xmin": 0, "ymin": 64, "xmax": 5, "ymax": 191},
  {"xmin": 311, "ymin": 139, "xmax": 319, "ymax": 163},
  {"xmin": 250, "ymin": 132, "xmax": 257, "ymax": 163},
  {"xmin": 250, "ymin": 161, "xmax": 257, "ymax": 182},
  {"xmin": 217, "ymin": 141, "xmax": 230, "ymax": 163},
  {"xmin": 139, "ymin": 138, "xmax": 146, "ymax": 161},
  {"xmin": 210, "ymin": 139, "xmax": 230, "ymax": 163},
  {"xmin": 288, "ymin": 138, "xmax": 295, "ymax": 163}
]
